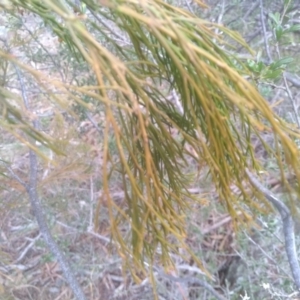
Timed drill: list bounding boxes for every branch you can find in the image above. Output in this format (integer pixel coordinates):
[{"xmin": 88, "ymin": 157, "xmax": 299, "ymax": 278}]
[
  {"xmin": 226, "ymin": 1, "xmax": 259, "ymax": 26},
  {"xmin": 243, "ymin": 1, "xmax": 259, "ymax": 21},
  {"xmin": 246, "ymin": 169, "xmax": 300, "ymax": 291},
  {"xmin": 259, "ymin": 0, "xmax": 272, "ymax": 62},
  {"xmin": 275, "ymin": 43, "xmax": 300, "ymax": 127},
  {"xmin": 14, "ymin": 232, "xmax": 42, "ymax": 264},
  {"xmin": 282, "ymin": 73, "xmax": 300, "ymax": 128},
  {"xmin": 284, "ymin": 72, "xmax": 300, "ymax": 88},
  {"xmin": 13, "ymin": 64, "xmax": 87, "ymax": 300}
]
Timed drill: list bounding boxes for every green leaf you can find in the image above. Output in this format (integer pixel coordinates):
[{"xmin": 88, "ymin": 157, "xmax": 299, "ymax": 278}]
[
  {"xmin": 270, "ymin": 57, "xmax": 294, "ymax": 70},
  {"xmin": 274, "ymin": 25, "xmax": 284, "ymax": 40},
  {"xmin": 269, "ymin": 12, "xmax": 281, "ymax": 25},
  {"xmin": 263, "ymin": 69, "xmax": 282, "ymax": 80},
  {"xmin": 285, "ymin": 24, "xmax": 300, "ymax": 33}
]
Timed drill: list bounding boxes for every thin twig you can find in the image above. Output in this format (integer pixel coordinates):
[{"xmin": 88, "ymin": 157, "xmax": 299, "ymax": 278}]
[
  {"xmin": 88, "ymin": 176, "xmax": 94, "ymax": 231},
  {"xmin": 259, "ymin": 0, "xmax": 272, "ymax": 62},
  {"xmin": 14, "ymin": 233, "xmax": 42, "ymax": 264},
  {"xmin": 218, "ymin": 0, "xmax": 225, "ymax": 21},
  {"xmin": 246, "ymin": 169, "xmax": 300, "ymax": 291},
  {"xmin": 274, "ymin": 43, "xmax": 300, "ymax": 128},
  {"xmin": 243, "ymin": 231, "xmax": 291, "ymax": 280},
  {"xmin": 56, "ymin": 220, "xmax": 111, "ymax": 244},
  {"xmin": 155, "ymin": 269, "xmax": 227, "ymax": 300},
  {"xmin": 85, "ymin": 111, "xmax": 102, "ymax": 133},
  {"xmin": 226, "ymin": 1, "xmax": 259, "ymax": 26},
  {"xmin": 184, "ymin": 0, "xmax": 193, "ymax": 14},
  {"xmin": 7, "ymin": 166, "xmax": 28, "ymax": 188},
  {"xmin": 243, "ymin": 1, "xmax": 259, "ymax": 21},
  {"xmin": 282, "ymin": 74, "xmax": 300, "ymax": 128}
]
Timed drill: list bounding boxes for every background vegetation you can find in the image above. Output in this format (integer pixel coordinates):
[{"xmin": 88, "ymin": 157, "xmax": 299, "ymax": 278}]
[{"xmin": 0, "ymin": 0, "xmax": 300, "ymax": 299}]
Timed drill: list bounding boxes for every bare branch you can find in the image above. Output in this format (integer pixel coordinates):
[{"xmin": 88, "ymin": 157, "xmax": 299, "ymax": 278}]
[
  {"xmin": 259, "ymin": 0, "xmax": 272, "ymax": 62},
  {"xmin": 13, "ymin": 64, "xmax": 87, "ymax": 300},
  {"xmin": 284, "ymin": 72, "xmax": 300, "ymax": 88},
  {"xmin": 246, "ymin": 169, "xmax": 300, "ymax": 291},
  {"xmin": 282, "ymin": 74, "xmax": 300, "ymax": 128},
  {"xmin": 274, "ymin": 43, "xmax": 300, "ymax": 128}
]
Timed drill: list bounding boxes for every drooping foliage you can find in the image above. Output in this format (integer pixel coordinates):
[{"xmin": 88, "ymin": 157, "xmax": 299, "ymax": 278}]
[{"xmin": 1, "ymin": 0, "xmax": 300, "ymax": 277}]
